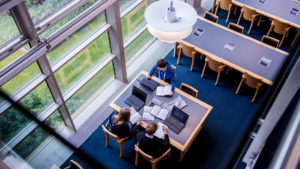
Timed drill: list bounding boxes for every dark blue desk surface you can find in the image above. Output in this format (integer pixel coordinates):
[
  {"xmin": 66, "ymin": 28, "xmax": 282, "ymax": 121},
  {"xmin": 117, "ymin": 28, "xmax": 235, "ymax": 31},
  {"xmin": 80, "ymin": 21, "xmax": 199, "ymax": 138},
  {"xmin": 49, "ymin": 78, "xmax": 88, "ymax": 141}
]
[
  {"xmin": 111, "ymin": 73, "xmax": 211, "ymax": 147},
  {"xmin": 183, "ymin": 18, "xmax": 289, "ymax": 85},
  {"xmin": 233, "ymin": 0, "xmax": 300, "ymax": 28}
]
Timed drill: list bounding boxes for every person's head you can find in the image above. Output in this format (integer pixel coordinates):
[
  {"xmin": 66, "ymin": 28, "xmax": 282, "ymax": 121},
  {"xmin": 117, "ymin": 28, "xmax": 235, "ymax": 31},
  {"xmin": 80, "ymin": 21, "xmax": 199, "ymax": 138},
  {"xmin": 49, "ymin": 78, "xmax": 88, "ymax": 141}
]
[
  {"xmin": 145, "ymin": 122, "xmax": 158, "ymax": 136},
  {"xmin": 113, "ymin": 107, "xmax": 130, "ymax": 125},
  {"xmin": 156, "ymin": 59, "xmax": 167, "ymax": 71}
]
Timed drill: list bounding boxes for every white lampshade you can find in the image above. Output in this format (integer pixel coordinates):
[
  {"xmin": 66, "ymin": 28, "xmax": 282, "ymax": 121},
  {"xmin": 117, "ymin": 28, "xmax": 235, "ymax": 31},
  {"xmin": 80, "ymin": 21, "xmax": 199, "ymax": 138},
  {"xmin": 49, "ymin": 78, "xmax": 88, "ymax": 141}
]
[{"xmin": 144, "ymin": 0, "xmax": 197, "ymax": 43}]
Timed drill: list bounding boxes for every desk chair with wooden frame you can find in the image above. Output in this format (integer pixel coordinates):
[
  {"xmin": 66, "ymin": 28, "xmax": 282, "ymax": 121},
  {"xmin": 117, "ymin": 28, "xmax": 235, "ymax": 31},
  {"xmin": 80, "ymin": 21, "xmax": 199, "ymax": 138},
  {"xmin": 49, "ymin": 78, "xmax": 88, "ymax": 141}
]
[
  {"xmin": 267, "ymin": 19, "xmax": 291, "ymax": 47},
  {"xmin": 214, "ymin": 0, "xmax": 234, "ymax": 23},
  {"xmin": 65, "ymin": 160, "xmax": 83, "ymax": 169},
  {"xmin": 135, "ymin": 144, "xmax": 171, "ymax": 169},
  {"xmin": 204, "ymin": 11, "xmax": 219, "ymax": 23},
  {"xmin": 180, "ymin": 83, "xmax": 198, "ymax": 98},
  {"xmin": 261, "ymin": 35, "xmax": 280, "ymax": 48},
  {"xmin": 236, "ymin": 72, "xmax": 263, "ymax": 103},
  {"xmin": 237, "ymin": 5, "xmax": 262, "ymax": 34},
  {"xmin": 201, "ymin": 56, "xmax": 227, "ymax": 86},
  {"xmin": 171, "ymin": 65, "xmax": 176, "ymax": 77},
  {"xmin": 176, "ymin": 41, "xmax": 198, "ymax": 71},
  {"xmin": 101, "ymin": 121, "xmax": 130, "ymax": 158},
  {"xmin": 228, "ymin": 22, "xmax": 244, "ymax": 33}
]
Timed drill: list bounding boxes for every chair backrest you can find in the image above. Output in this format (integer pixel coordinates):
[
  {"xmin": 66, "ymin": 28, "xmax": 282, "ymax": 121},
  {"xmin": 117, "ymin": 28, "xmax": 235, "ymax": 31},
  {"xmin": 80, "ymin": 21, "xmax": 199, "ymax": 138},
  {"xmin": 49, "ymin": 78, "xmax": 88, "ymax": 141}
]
[
  {"xmin": 242, "ymin": 5, "xmax": 256, "ymax": 21},
  {"xmin": 271, "ymin": 19, "xmax": 289, "ymax": 35},
  {"xmin": 180, "ymin": 83, "xmax": 198, "ymax": 97},
  {"xmin": 243, "ymin": 72, "xmax": 263, "ymax": 89},
  {"xmin": 180, "ymin": 41, "xmax": 195, "ymax": 58},
  {"xmin": 171, "ymin": 65, "xmax": 176, "ymax": 77},
  {"xmin": 228, "ymin": 22, "xmax": 244, "ymax": 33},
  {"xmin": 261, "ymin": 35, "xmax": 279, "ymax": 48},
  {"xmin": 204, "ymin": 11, "xmax": 218, "ymax": 23},
  {"xmin": 135, "ymin": 144, "xmax": 154, "ymax": 162},
  {"xmin": 206, "ymin": 57, "xmax": 222, "ymax": 72},
  {"xmin": 219, "ymin": 0, "xmax": 232, "ymax": 10},
  {"xmin": 102, "ymin": 122, "xmax": 120, "ymax": 141},
  {"xmin": 65, "ymin": 160, "xmax": 83, "ymax": 169}
]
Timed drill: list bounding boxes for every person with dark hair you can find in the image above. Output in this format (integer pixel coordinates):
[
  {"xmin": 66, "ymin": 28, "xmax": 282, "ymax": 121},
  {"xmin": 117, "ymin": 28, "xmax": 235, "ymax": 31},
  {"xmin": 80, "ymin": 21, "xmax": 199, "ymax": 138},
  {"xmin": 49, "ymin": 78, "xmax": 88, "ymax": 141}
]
[
  {"xmin": 146, "ymin": 58, "xmax": 176, "ymax": 96},
  {"xmin": 136, "ymin": 122, "xmax": 170, "ymax": 158},
  {"xmin": 109, "ymin": 107, "xmax": 139, "ymax": 138}
]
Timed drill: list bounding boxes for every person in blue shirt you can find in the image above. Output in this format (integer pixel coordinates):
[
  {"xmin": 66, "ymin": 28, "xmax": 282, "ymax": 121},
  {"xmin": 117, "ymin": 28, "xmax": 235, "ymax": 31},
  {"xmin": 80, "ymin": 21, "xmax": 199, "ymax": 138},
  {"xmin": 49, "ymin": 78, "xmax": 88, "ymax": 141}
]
[{"xmin": 146, "ymin": 59, "xmax": 175, "ymax": 96}]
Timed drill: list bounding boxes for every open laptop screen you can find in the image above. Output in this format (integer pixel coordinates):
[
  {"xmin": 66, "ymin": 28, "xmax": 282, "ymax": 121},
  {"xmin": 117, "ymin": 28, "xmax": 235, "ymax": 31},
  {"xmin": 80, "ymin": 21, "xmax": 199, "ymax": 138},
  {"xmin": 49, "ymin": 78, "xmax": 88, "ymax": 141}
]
[
  {"xmin": 171, "ymin": 106, "xmax": 189, "ymax": 124},
  {"xmin": 132, "ymin": 86, "xmax": 147, "ymax": 102}
]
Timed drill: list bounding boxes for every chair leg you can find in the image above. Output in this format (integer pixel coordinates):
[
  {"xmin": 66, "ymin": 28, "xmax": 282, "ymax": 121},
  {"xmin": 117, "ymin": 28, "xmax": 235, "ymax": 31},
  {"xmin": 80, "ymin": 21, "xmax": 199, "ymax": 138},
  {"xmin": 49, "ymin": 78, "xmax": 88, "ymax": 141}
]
[
  {"xmin": 226, "ymin": 6, "xmax": 232, "ymax": 23},
  {"xmin": 257, "ymin": 15, "xmax": 262, "ymax": 27},
  {"xmin": 214, "ymin": 4, "xmax": 219, "ymax": 15},
  {"xmin": 248, "ymin": 19, "xmax": 254, "ymax": 34},
  {"xmin": 279, "ymin": 34, "xmax": 285, "ymax": 47},
  {"xmin": 152, "ymin": 163, "xmax": 157, "ymax": 169},
  {"xmin": 267, "ymin": 26, "xmax": 272, "ymax": 36},
  {"xmin": 174, "ymin": 42, "xmax": 178, "ymax": 57},
  {"xmin": 212, "ymin": 0, "xmax": 216, "ymax": 13},
  {"xmin": 236, "ymin": 79, "xmax": 244, "ymax": 94},
  {"xmin": 234, "ymin": 5, "xmax": 237, "ymax": 15},
  {"xmin": 215, "ymin": 70, "xmax": 221, "ymax": 86},
  {"xmin": 119, "ymin": 143, "xmax": 124, "ymax": 158},
  {"xmin": 135, "ymin": 151, "xmax": 139, "ymax": 166},
  {"xmin": 190, "ymin": 55, "xmax": 195, "ymax": 71},
  {"xmin": 200, "ymin": 54, "xmax": 203, "ymax": 60},
  {"xmin": 251, "ymin": 87, "xmax": 260, "ymax": 103},
  {"xmin": 105, "ymin": 133, "xmax": 109, "ymax": 147},
  {"xmin": 201, "ymin": 61, "xmax": 208, "ymax": 78},
  {"xmin": 237, "ymin": 12, "xmax": 242, "ymax": 25},
  {"xmin": 177, "ymin": 48, "xmax": 182, "ymax": 65},
  {"xmin": 167, "ymin": 151, "xmax": 171, "ymax": 159}
]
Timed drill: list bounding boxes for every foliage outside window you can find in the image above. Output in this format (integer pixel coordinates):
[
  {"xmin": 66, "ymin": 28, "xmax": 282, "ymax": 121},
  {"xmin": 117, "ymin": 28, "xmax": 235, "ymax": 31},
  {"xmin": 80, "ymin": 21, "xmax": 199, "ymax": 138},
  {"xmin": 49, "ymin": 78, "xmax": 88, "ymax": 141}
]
[{"xmin": 0, "ymin": 12, "xmax": 19, "ymax": 46}]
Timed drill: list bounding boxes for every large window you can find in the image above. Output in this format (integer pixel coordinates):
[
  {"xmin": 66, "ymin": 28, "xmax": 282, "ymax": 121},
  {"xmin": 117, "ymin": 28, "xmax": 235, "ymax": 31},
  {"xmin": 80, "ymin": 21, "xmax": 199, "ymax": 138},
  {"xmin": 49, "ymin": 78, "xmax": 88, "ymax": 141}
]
[
  {"xmin": 0, "ymin": 12, "xmax": 20, "ymax": 46},
  {"xmin": 119, "ymin": 0, "xmax": 136, "ymax": 12},
  {"xmin": 46, "ymin": 13, "xmax": 106, "ymax": 65},
  {"xmin": 54, "ymin": 32, "xmax": 110, "ymax": 94}
]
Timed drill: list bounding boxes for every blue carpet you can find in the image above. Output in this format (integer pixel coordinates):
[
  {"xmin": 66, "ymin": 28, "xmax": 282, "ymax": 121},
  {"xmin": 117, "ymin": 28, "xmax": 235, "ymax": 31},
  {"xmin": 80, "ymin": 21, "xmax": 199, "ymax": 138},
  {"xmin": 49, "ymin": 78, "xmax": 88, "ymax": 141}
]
[{"xmin": 60, "ymin": 9, "xmax": 293, "ymax": 169}]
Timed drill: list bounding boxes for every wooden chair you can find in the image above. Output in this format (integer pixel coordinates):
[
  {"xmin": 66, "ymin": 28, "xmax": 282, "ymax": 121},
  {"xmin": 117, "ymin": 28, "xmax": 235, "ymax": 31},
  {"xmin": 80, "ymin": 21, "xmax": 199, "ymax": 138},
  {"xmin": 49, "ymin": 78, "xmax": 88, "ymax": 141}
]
[
  {"xmin": 204, "ymin": 11, "xmax": 219, "ymax": 23},
  {"xmin": 176, "ymin": 41, "xmax": 197, "ymax": 71},
  {"xmin": 180, "ymin": 83, "xmax": 198, "ymax": 97},
  {"xmin": 214, "ymin": 0, "xmax": 233, "ymax": 23},
  {"xmin": 134, "ymin": 144, "xmax": 171, "ymax": 169},
  {"xmin": 201, "ymin": 56, "xmax": 226, "ymax": 86},
  {"xmin": 102, "ymin": 121, "xmax": 130, "ymax": 158},
  {"xmin": 261, "ymin": 35, "xmax": 280, "ymax": 48},
  {"xmin": 236, "ymin": 72, "xmax": 263, "ymax": 103},
  {"xmin": 237, "ymin": 5, "xmax": 262, "ymax": 34},
  {"xmin": 171, "ymin": 65, "xmax": 176, "ymax": 77},
  {"xmin": 228, "ymin": 22, "xmax": 244, "ymax": 33},
  {"xmin": 65, "ymin": 160, "xmax": 83, "ymax": 169},
  {"xmin": 267, "ymin": 19, "xmax": 291, "ymax": 47}
]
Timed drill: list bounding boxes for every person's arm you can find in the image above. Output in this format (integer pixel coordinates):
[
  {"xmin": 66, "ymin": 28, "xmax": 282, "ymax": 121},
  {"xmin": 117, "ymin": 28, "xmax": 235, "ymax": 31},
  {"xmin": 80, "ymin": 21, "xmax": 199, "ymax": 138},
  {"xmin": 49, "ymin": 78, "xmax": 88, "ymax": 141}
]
[
  {"xmin": 169, "ymin": 67, "xmax": 176, "ymax": 92},
  {"xmin": 131, "ymin": 120, "xmax": 141, "ymax": 135},
  {"xmin": 147, "ymin": 65, "xmax": 157, "ymax": 79},
  {"xmin": 160, "ymin": 126, "xmax": 170, "ymax": 146}
]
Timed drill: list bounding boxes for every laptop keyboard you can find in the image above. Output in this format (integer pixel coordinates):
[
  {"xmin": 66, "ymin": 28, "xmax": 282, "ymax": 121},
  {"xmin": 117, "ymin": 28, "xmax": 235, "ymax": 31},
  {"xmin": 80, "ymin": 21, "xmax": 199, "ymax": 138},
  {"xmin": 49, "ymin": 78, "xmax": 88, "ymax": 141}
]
[
  {"xmin": 140, "ymin": 78, "xmax": 159, "ymax": 91},
  {"xmin": 164, "ymin": 115, "xmax": 185, "ymax": 134},
  {"xmin": 125, "ymin": 95, "xmax": 144, "ymax": 111}
]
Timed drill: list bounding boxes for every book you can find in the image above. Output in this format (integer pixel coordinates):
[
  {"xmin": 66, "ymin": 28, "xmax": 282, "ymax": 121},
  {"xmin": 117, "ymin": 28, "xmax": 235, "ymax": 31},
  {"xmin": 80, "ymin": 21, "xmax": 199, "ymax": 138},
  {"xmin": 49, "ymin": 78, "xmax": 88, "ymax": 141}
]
[
  {"xmin": 129, "ymin": 107, "xmax": 141, "ymax": 124},
  {"xmin": 142, "ymin": 112, "xmax": 155, "ymax": 121},
  {"xmin": 169, "ymin": 96, "xmax": 188, "ymax": 109},
  {"xmin": 148, "ymin": 97, "xmax": 164, "ymax": 107},
  {"xmin": 154, "ymin": 122, "xmax": 168, "ymax": 139},
  {"xmin": 150, "ymin": 105, "xmax": 169, "ymax": 120},
  {"xmin": 156, "ymin": 86, "xmax": 172, "ymax": 96}
]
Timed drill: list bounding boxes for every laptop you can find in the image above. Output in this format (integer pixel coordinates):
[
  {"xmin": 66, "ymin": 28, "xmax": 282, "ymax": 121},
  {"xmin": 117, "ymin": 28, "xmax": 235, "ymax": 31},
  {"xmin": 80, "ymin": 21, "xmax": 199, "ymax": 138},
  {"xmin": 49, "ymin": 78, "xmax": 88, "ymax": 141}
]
[
  {"xmin": 163, "ymin": 106, "xmax": 189, "ymax": 134},
  {"xmin": 125, "ymin": 85, "xmax": 147, "ymax": 111},
  {"xmin": 138, "ymin": 76, "xmax": 159, "ymax": 91}
]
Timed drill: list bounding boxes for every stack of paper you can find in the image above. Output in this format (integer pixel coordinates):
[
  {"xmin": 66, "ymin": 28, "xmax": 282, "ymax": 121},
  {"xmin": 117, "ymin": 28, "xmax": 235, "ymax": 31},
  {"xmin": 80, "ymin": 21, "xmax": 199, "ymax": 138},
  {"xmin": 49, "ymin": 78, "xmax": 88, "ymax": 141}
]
[
  {"xmin": 154, "ymin": 122, "xmax": 168, "ymax": 139},
  {"xmin": 130, "ymin": 107, "xmax": 141, "ymax": 124},
  {"xmin": 156, "ymin": 86, "xmax": 172, "ymax": 96}
]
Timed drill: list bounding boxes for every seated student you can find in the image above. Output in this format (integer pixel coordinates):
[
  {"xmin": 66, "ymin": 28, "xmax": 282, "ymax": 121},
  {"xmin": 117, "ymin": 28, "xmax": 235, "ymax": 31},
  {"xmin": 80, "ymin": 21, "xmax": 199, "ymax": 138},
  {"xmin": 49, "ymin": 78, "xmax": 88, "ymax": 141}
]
[
  {"xmin": 137, "ymin": 122, "xmax": 170, "ymax": 158},
  {"xmin": 109, "ymin": 107, "xmax": 139, "ymax": 138},
  {"xmin": 146, "ymin": 59, "xmax": 175, "ymax": 96}
]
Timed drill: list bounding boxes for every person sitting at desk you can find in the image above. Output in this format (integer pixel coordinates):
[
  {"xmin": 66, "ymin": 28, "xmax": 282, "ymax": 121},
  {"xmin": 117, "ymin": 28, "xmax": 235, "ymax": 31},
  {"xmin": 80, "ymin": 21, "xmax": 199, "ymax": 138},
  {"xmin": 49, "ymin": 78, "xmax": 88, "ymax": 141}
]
[
  {"xmin": 109, "ymin": 107, "xmax": 139, "ymax": 138},
  {"xmin": 137, "ymin": 122, "xmax": 170, "ymax": 158},
  {"xmin": 146, "ymin": 59, "xmax": 175, "ymax": 96}
]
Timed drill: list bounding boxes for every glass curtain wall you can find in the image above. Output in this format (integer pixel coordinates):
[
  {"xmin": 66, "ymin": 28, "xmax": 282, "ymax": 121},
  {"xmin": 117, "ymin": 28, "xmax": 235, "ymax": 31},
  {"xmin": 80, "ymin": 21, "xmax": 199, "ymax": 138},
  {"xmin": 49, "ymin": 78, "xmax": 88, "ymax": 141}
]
[{"xmin": 0, "ymin": 0, "xmax": 155, "ymax": 164}]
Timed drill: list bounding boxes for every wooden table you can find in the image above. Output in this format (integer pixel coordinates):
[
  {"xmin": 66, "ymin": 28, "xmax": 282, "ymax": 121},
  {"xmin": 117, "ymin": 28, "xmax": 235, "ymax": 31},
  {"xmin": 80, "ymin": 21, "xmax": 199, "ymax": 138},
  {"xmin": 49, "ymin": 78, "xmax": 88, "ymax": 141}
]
[
  {"xmin": 180, "ymin": 17, "xmax": 289, "ymax": 85},
  {"xmin": 110, "ymin": 71, "xmax": 213, "ymax": 162},
  {"xmin": 233, "ymin": 0, "xmax": 300, "ymax": 29}
]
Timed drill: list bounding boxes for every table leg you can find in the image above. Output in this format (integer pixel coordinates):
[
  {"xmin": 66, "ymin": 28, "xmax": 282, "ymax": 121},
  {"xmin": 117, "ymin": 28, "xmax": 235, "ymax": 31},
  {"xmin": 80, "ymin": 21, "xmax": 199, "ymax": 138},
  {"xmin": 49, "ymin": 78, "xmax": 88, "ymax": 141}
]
[{"xmin": 179, "ymin": 151, "xmax": 186, "ymax": 162}]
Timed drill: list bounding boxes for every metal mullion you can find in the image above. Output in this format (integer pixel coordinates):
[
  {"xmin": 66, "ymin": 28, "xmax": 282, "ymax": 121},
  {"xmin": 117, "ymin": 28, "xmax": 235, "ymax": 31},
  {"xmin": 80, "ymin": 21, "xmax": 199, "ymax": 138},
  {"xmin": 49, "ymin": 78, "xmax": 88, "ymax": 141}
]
[
  {"xmin": 120, "ymin": 0, "xmax": 144, "ymax": 18},
  {"xmin": 46, "ymin": 0, "xmax": 115, "ymax": 50},
  {"xmin": 0, "ymin": 74, "xmax": 47, "ymax": 115},
  {"xmin": 106, "ymin": 0, "xmax": 128, "ymax": 83},
  {"xmin": 35, "ymin": 0, "xmax": 91, "ymax": 35},
  {"xmin": 124, "ymin": 24, "xmax": 147, "ymax": 48},
  {"xmin": 0, "ymin": 35, "xmax": 29, "ymax": 62},
  {"xmin": 52, "ymin": 24, "xmax": 111, "ymax": 72},
  {"xmin": 63, "ymin": 54, "xmax": 115, "ymax": 101},
  {"xmin": 0, "ymin": 0, "xmax": 23, "ymax": 13}
]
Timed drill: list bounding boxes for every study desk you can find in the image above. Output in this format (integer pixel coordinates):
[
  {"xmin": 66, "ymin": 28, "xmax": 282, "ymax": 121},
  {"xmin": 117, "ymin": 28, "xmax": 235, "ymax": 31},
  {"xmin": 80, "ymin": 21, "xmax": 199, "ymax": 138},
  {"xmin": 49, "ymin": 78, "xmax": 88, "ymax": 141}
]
[
  {"xmin": 181, "ymin": 17, "xmax": 289, "ymax": 85},
  {"xmin": 109, "ymin": 71, "xmax": 213, "ymax": 162},
  {"xmin": 232, "ymin": 0, "xmax": 300, "ymax": 29}
]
